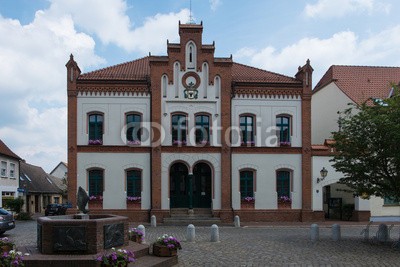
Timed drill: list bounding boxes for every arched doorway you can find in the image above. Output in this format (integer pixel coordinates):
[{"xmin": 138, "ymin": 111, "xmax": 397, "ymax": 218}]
[
  {"xmin": 170, "ymin": 162, "xmax": 189, "ymax": 208},
  {"xmin": 193, "ymin": 162, "xmax": 212, "ymax": 208}
]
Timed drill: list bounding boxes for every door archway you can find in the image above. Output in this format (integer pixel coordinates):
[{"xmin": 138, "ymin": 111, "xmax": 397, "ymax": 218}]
[
  {"xmin": 170, "ymin": 162, "xmax": 189, "ymax": 208},
  {"xmin": 193, "ymin": 162, "xmax": 212, "ymax": 208}
]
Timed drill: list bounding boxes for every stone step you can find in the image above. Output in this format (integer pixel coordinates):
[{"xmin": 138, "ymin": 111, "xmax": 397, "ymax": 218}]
[
  {"xmin": 21, "ymin": 241, "xmax": 177, "ymax": 267},
  {"xmin": 170, "ymin": 208, "xmax": 212, "ymax": 216}
]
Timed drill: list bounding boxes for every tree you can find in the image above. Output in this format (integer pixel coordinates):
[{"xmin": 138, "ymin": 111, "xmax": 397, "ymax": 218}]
[{"xmin": 331, "ymin": 85, "xmax": 400, "ymax": 201}]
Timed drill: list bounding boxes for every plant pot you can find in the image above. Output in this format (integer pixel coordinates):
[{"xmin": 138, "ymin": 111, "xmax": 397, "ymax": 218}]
[
  {"xmin": 152, "ymin": 244, "xmax": 177, "ymax": 257},
  {"xmin": 278, "ymin": 202, "xmax": 291, "ymax": 209},
  {"xmin": 129, "ymin": 235, "xmax": 142, "ymax": 243},
  {"xmin": 89, "ymin": 200, "xmax": 103, "ymax": 209}
]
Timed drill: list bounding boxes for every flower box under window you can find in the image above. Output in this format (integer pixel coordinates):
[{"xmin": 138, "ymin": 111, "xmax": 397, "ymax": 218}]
[
  {"xmin": 279, "ymin": 141, "xmax": 291, "ymax": 147},
  {"xmin": 88, "ymin": 139, "xmax": 103, "ymax": 145},
  {"xmin": 241, "ymin": 141, "xmax": 255, "ymax": 146},
  {"xmin": 172, "ymin": 140, "xmax": 187, "ymax": 146},
  {"xmin": 127, "ymin": 140, "xmax": 141, "ymax": 146}
]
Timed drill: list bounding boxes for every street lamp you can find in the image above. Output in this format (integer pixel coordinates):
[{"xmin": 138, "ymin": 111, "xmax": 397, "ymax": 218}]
[{"xmin": 316, "ymin": 167, "xmax": 328, "ymax": 183}]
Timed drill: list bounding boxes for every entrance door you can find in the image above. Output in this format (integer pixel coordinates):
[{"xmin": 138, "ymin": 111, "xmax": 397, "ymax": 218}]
[
  {"xmin": 193, "ymin": 162, "xmax": 212, "ymax": 208},
  {"xmin": 170, "ymin": 162, "xmax": 189, "ymax": 208}
]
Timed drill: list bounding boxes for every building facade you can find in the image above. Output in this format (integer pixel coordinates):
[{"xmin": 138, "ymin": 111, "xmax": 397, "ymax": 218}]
[
  {"xmin": 0, "ymin": 140, "xmax": 21, "ymax": 208},
  {"xmin": 67, "ymin": 22, "xmax": 321, "ymax": 222},
  {"xmin": 311, "ymin": 65, "xmax": 400, "ymax": 221}
]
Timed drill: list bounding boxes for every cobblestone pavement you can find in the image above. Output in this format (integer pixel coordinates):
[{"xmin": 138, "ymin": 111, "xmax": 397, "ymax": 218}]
[{"xmin": 5, "ymin": 217, "xmax": 400, "ymax": 266}]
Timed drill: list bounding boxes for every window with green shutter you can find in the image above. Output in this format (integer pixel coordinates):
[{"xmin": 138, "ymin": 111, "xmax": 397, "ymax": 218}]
[
  {"xmin": 88, "ymin": 169, "xmax": 103, "ymax": 197},
  {"xmin": 127, "ymin": 170, "xmax": 141, "ymax": 197}
]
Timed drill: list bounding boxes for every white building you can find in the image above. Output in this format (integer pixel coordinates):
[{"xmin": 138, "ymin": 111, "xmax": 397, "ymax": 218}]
[
  {"xmin": 312, "ymin": 65, "xmax": 400, "ymax": 221},
  {"xmin": 0, "ymin": 139, "xmax": 21, "ymax": 208}
]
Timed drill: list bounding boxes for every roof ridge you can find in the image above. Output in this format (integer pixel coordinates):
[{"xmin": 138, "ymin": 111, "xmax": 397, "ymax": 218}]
[
  {"xmin": 233, "ymin": 61, "xmax": 297, "ymax": 81},
  {"xmin": 80, "ymin": 56, "xmax": 149, "ymax": 77},
  {"xmin": 331, "ymin": 64, "xmax": 400, "ymax": 69}
]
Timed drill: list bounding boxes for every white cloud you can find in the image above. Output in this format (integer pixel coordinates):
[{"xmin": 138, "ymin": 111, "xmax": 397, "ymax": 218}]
[
  {"xmin": 234, "ymin": 25, "xmax": 400, "ymax": 86},
  {"xmin": 48, "ymin": 0, "xmax": 189, "ymax": 53},
  {"xmin": 304, "ymin": 0, "xmax": 391, "ymax": 18},
  {"xmin": 210, "ymin": 0, "xmax": 222, "ymax": 11}
]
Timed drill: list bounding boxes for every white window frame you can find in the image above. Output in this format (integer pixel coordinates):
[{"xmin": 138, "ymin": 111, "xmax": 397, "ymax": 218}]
[
  {"xmin": 9, "ymin": 163, "xmax": 15, "ymax": 178},
  {"xmin": 1, "ymin": 161, "xmax": 7, "ymax": 177}
]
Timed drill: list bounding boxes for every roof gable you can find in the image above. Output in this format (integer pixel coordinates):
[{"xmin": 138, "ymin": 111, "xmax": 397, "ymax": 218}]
[
  {"xmin": 20, "ymin": 162, "xmax": 63, "ymax": 194},
  {"xmin": 314, "ymin": 65, "xmax": 400, "ymax": 104},
  {"xmin": 0, "ymin": 139, "xmax": 21, "ymax": 160}
]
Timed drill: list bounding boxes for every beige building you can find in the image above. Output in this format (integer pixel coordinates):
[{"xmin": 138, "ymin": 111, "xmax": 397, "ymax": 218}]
[{"xmin": 0, "ymin": 139, "xmax": 21, "ymax": 208}]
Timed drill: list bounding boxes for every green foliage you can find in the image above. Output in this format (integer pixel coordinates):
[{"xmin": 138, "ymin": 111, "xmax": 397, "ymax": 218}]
[
  {"xmin": 15, "ymin": 212, "xmax": 32, "ymax": 221},
  {"xmin": 3, "ymin": 198, "xmax": 24, "ymax": 213},
  {"xmin": 331, "ymin": 85, "xmax": 400, "ymax": 201}
]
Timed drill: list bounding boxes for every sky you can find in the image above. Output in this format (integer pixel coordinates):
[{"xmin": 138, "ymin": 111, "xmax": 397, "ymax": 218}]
[{"xmin": 1, "ymin": 0, "xmax": 400, "ymax": 172}]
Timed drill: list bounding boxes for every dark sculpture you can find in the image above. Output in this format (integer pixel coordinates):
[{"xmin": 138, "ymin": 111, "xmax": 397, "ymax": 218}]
[{"xmin": 77, "ymin": 186, "xmax": 89, "ymax": 214}]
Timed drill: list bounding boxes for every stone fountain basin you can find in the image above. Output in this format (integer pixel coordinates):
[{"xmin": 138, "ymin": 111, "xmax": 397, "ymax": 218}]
[{"xmin": 37, "ymin": 214, "xmax": 128, "ymax": 255}]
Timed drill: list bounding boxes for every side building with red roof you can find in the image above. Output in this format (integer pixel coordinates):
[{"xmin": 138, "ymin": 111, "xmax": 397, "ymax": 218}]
[
  {"xmin": 66, "ymin": 22, "xmax": 320, "ymax": 222},
  {"xmin": 0, "ymin": 139, "xmax": 22, "ymax": 208},
  {"xmin": 311, "ymin": 65, "xmax": 400, "ymax": 222}
]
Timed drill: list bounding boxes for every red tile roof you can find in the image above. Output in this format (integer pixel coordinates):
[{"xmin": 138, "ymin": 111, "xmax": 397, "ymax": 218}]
[
  {"xmin": 232, "ymin": 62, "xmax": 300, "ymax": 83},
  {"xmin": 0, "ymin": 139, "xmax": 21, "ymax": 160},
  {"xmin": 78, "ymin": 56, "xmax": 300, "ymax": 84},
  {"xmin": 78, "ymin": 57, "xmax": 150, "ymax": 81},
  {"xmin": 314, "ymin": 65, "xmax": 400, "ymax": 104}
]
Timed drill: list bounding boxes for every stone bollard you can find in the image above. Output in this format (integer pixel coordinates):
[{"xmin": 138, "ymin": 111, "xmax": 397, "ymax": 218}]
[
  {"xmin": 310, "ymin": 224, "xmax": 319, "ymax": 242},
  {"xmin": 210, "ymin": 224, "xmax": 220, "ymax": 242},
  {"xmin": 376, "ymin": 224, "xmax": 389, "ymax": 242},
  {"xmin": 234, "ymin": 215, "xmax": 240, "ymax": 227},
  {"xmin": 151, "ymin": 215, "xmax": 157, "ymax": 227},
  {"xmin": 332, "ymin": 224, "xmax": 341, "ymax": 241},
  {"xmin": 187, "ymin": 224, "xmax": 195, "ymax": 242},
  {"xmin": 138, "ymin": 224, "xmax": 146, "ymax": 243}
]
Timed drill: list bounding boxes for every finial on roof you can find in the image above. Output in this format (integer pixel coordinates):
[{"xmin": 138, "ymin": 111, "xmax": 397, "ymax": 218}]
[
  {"xmin": 167, "ymin": 39, "xmax": 169, "ymax": 44},
  {"xmin": 306, "ymin": 59, "xmax": 310, "ymax": 65},
  {"xmin": 70, "ymin": 54, "xmax": 74, "ymax": 60},
  {"xmin": 213, "ymin": 41, "xmax": 215, "ymax": 46},
  {"xmin": 188, "ymin": 0, "xmax": 195, "ymax": 24},
  {"xmin": 298, "ymin": 66, "xmax": 301, "ymax": 71},
  {"xmin": 230, "ymin": 54, "xmax": 233, "ymax": 59},
  {"xmin": 149, "ymin": 52, "xmax": 151, "ymax": 56}
]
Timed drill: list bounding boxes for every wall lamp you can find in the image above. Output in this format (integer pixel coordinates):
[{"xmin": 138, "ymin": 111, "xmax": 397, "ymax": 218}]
[{"xmin": 316, "ymin": 167, "xmax": 328, "ymax": 183}]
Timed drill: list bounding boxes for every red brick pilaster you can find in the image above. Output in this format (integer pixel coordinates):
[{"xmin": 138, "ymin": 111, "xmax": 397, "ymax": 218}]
[
  {"xmin": 66, "ymin": 54, "xmax": 81, "ymax": 210},
  {"xmin": 296, "ymin": 60, "xmax": 314, "ymax": 221}
]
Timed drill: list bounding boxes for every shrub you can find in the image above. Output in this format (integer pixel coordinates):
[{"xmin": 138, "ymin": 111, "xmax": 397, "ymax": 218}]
[
  {"xmin": 3, "ymin": 198, "xmax": 24, "ymax": 213},
  {"xmin": 16, "ymin": 212, "xmax": 32, "ymax": 221}
]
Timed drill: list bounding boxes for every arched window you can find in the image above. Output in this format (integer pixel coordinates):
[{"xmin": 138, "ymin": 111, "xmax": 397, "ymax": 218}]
[
  {"xmin": 240, "ymin": 115, "xmax": 255, "ymax": 146},
  {"xmin": 240, "ymin": 170, "xmax": 254, "ymax": 199},
  {"xmin": 186, "ymin": 42, "xmax": 196, "ymax": 70},
  {"xmin": 214, "ymin": 76, "xmax": 220, "ymax": 99},
  {"xmin": 276, "ymin": 115, "xmax": 291, "ymax": 146},
  {"xmin": 174, "ymin": 62, "xmax": 180, "ymax": 98},
  {"xmin": 88, "ymin": 169, "xmax": 103, "ymax": 197},
  {"xmin": 171, "ymin": 114, "xmax": 187, "ymax": 145},
  {"xmin": 126, "ymin": 113, "xmax": 141, "ymax": 144},
  {"xmin": 202, "ymin": 63, "xmax": 209, "ymax": 98},
  {"xmin": 126, "ymin": 169, "xmax": 141, "ymax": 197},
  {"xmin": 276, "ymin": 170, "xmax": 291, "ymax": 198},
  {"xmin": 195, "ymin": 114, "xmax": 210, "ymax": 144},
  {"xmin": 88, "ymin": 113, "xmax": 103, "ymax": 145},
  {"xmin": 162, "ymin": 74, "xmax": 168, "ymax": 98}
]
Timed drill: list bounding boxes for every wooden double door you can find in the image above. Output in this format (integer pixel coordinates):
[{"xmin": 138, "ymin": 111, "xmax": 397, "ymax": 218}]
[{"xmin": 170, "ymin": 162, "xmax": 212, "ymax": 209}]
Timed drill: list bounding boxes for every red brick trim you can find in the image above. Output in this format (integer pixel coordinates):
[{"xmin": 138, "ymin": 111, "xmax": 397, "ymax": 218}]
[
  {"xmin": 232, "ymin": 147, "xmax": 302, "ymax": 154},
  {"xmin": 77, "ymin": 146, "xmax": 151, "ymax": 153},
  {"xmin": 352, "ymin": 210, "xmax": 370, "ymax": 221}
]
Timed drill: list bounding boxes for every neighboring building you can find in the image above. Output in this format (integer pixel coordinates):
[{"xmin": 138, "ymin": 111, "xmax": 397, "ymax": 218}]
[
  {"xmin": 0, "ymin": 139, "xmax": 21, "ymax": 207},
  {"xmin": 50, "ymin": 161, "xmax": 68, "ymax": 180},
  {"xmin": 67, "ymin": 22, "xmax": 325, "ymax": 223},
  {"xmin": 20, "ymin": 161, "xmax": 65, "ymax": 214},
  {"xmin": 311, "ymin": 65, "xmax": 400, "ymax": 222}
]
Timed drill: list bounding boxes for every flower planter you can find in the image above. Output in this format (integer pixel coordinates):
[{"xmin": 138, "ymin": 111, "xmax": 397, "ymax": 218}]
[
  {"xmin": 278, "ymin": 202, "xmax": 291, "ymax": 209},
  {"xmin": 153, "ymin": 244, "xmax": 177, "ymax": 257},
  {"xmin": 241, "ymin": 202, "xmax": 255, "ymax": 209},
  {"xmin": 129, "ymin": 235, "xmax": 142, "ymax": 244},
  {"xmin": 127, "ymin": 202, "xmax": 141, "ymax": 209},
  {"xmin": 0, "ymin": 245, "xmax": 12, "ymax": 253}
]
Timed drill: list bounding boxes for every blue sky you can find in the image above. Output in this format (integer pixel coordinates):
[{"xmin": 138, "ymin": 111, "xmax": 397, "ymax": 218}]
[{"xmin": 1, "ymin": 0, "xmax": 400, "ymax": 172}]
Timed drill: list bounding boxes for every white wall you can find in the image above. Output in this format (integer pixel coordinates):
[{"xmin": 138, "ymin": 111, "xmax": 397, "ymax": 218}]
[
  {"xmin": 77, "ymin": 152, "xmax": 150, "ymax": 209},
  {"xmin": 232, "ymin": 96, "xmax": 302, "ymax": 147},
  {"xmin": 77, "ymin": 93, "xmax": 151, "ymax": 146},
  {"xmin": 232, "ymin": 154, "xmax": 302, "ymax": 209},
  {"xmin": 161, "ymin": 153, "xmax": 221, "ymax": 210},
  {"xmin": 0, "ymin": 156, "xmax": 19, "ymax": 207},
  {"xmin": 50, "ymin": 163, "xmax": 68, "ymax": 179},
  {"xmin": 312, "ymin": 83, "xmax": 353, "ymax": 144}
]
